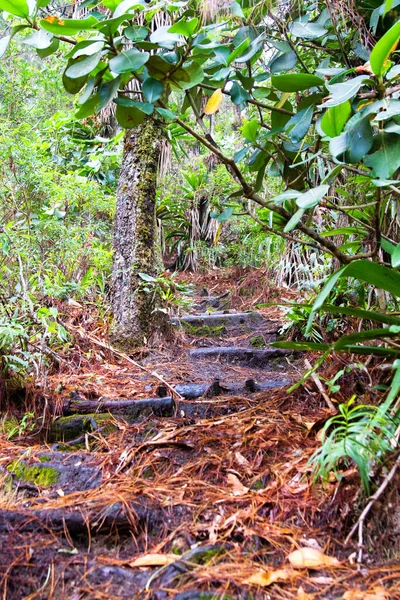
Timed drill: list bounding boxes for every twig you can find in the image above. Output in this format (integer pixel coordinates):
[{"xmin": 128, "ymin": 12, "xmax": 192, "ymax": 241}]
[
  {"xmin": 68, "ymin": 326, "xmax": 184, "ymax": 402},
  {"xmin": 345, "ymin": 452, "xmax": 400, "ymax": 564},
  {"xmin": 304, "ymin": 359, "xmax": 336, "ymax": 411}
]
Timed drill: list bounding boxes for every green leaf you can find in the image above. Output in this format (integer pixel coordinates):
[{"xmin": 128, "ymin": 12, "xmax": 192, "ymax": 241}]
[
  {"xmin": 320, "ymin": 101, "xmax": 351, "ymax": 137},
  {"xmin": 334, "ymin": 328, "xmax": 400, "ymax": 350},
  {"xmin": 156, "ymin": 107, "xmax": 176, "ymax": 120},
  {"xmin": 345, "ymin": 116, "xmax": 374, "ymax": 163},
  {"xmin": 93, "ymin": 13, "xmax": 131, "ymax": 36},
  {"xmin": 286, "ymin": 105, "xmax": 313, "ymax": 142},
  {"xmin": 65, "ymin": 50, "xmax": 103, "ymax": 79},
  {"xmin": 242, "ymin": 119, "xmax": 260, "ymax": 142},
  {"xmin": 296, "ymin": 184, "xmax": 330, "ymax": 209},
  {"xmin": 168, "ymin": 17, "xmax": 198, "ymax": 37},
  {"xmin": 313, "ymin": 260, "xmax": 400, "ymax": 314},
  {"xmin": 217, "ymin": 207, "xmax": 234, "ymax": 222},
  {"xmin": 37, "ymin": 35, "xmax": 59, "ymax": 58},
  {"xmin": 0, "ymin": 35, "xmax": 11, "ymax": 59},
  {"xmin": 75, "ymin": 92, "xmax": 101, "ymax": 119},
  {"xmin": 284, "ymin": 208, "xmax": 304, "ymax": 232},
  {"xmin": 229, "ymin": 81, "xmax": 250, "ymax": 106},
  {"xmin": 227, "ymin": 37, "xmax": 250, "ymax": 66},
  {"xmin": 392, "ymin": 242, "xmax": 400, "ymax": 268},
  {"xmin": 124, "ymin": 25, "xmax": 149, "ymax": 42},
  {"xmin": 370, "ymin": 21, "xmax": 400, "ymax": 77},
  {"xmin": 0, "ymin": 0, "xmax": 31, "ymax": 17},
  {"xmin": 272, "ymin": 340, "xmax": 330, "ymax": 351},
  {"xmin": 150, "ymin": 26, "xmax": 181, "ymax": 49},
  {"xmin": 109, "ymin": 49, "xmax": 149, "ymax": 73},
  {"xmin": 322, "ymin": 76, "xmax": 371, "ymax": 108},
  {"xmin": 178, "ymin": 62, "xmax": 204, "ymax": 90},
  {"xmin": 22, "ymin": 29, "xmax": 53, "ymax": 49},
  {"xmin": 40, "ymin": 16, "xmax": 99, "ymax": 36},
  {"xmin": 99, "ymin": 76, "xmax": 120, "ymax": 109},
  {"xmin": 142, "ymin": 77, "xmax": 163, "ymax": 102},
  {"xmin": 271, "ymin": 73, "xmax": 324, "ymax": 92},
  {"xmin": 269, "ymin": 51, "xmax": 297, "ymax": 73},
  {"xmin": 114, "ymin": 97, "xmax": 154, "ymax": 114},
  {"xmin": 63, "ymin": 62, "xmax": 88, "ymax": 94},
  {"xmin": 364, "ymin": 133, "xmax": 400, "ymax": 179},
  {"xmin": 289, "ymin": 21, "xmax": 327, "ymax": 39},
  {"xmin": 115, "ymin": 104, "xmax": 146, "ymax": 128}
]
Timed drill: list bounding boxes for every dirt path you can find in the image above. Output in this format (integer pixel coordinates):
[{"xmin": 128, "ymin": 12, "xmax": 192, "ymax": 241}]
[{"xmin": 1, "ymin": 282, "xmax": 399, "ymax": 599}]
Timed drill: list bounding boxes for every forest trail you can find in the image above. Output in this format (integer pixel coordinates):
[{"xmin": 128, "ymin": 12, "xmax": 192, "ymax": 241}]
[{"xmin": 1, "ymin": 274, "xmax": 399, "ymax": 600}]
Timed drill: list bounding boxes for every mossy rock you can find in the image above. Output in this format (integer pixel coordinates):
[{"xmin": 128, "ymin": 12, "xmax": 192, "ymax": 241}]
[
  {"xmin": 183, "ymin": 322, "xmax": 226, "ymax": 337},
  {"xmin": 8, "ymin": 460, "xmax": 58, "ymax": 487},
  {"xmin": 49, "ymin": 413, "xmax": 114, "ymax": 442},
  {"xmin": 250, "ymin": 335, "xmax": 266, "ymax": 348}
]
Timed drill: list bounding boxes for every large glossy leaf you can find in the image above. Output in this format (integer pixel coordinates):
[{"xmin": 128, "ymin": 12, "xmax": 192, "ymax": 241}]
[
  {"xmin": 229, "ymin": 82, "xmax": 250, "ymax": 105},
  {"xmin": 242, "ymin": 119, "xmax": 260, "ymax": 142},
  {"xmin": 322, "ymin": 76, "xmax": 371, "ymax": 108},
  {"xmin": 142, "ymin": 77, "xmax": 163, "ymax": 102},
  {"xmin": 63, "ymin": 62, "xmax": 88, "ymax": 94},
  {"xmin": 370, "ymin": 21, "xmax": 400, "ymax": 77},
  {"xmin": 99, "ymin": 76, "xmax": 120, "ymax": 109},
  {"xmin": 289, "ymin": 21, "xmax": 327, "ymax": 39},
  {"xmin": 114, "ymin": 97, "xmax": 154, "ymax": 114},
  {"xmin": 284, "ymin": 208, "xmax": 304, "ymax": 232},
  {"xmin": 286, "ymin": 105, "xmax": 313, "ymax": 142},
  {"xmin": 320, "ymin": 101, "xmax": 351, "ymax": 137},
  {"xmin": 296, "ymin": 184, "xmax": 330, "ymax": 209},
  {"xmin": 65, "ymin": 50, "xmax": 103, "ymax": 79},
  {"xmin": 272, "ymin": 73, "xmax": 324, "ymax": 92},
  {"xmin": 109, "ymin": 49, "xmax": 149, "ymax": 73},
  {"xmin": 178, "ymin": 62, "xmax": 204, "ymax": 90},
  {"xmin": 269, "ymin": 51, "xmax": 297, "ymax": 73},
  {"xmin": 75, "ymin": 92, "xmax": 101, "ymax": 118},
  {"xmin": 37, "ymin": 36, "xmax": 59, "ymax": 58},
  {"xmin": 22, "ymin": 29, "xmax": 53, "ymax": 49},
  {"xmin": 364, "ymin": 133, "xmax": 400, "ymax": 179},
  {"xmin": 169, "ymin": 17, "xmax": 198, "ymax": 37},
  {"xmin": 92, "ymin": 14, "xmax": 131, "ymax": 36},
  {"xmin": 392, "ymin": 242, "xmax": 400, "ymax": 268},
  {"xmin": 40, "ymin": 16, "xmax": 99, "ymax": 36},
  {"xmin": 345, "ymin": 116, "xmax": 374, "ymax": 163},
  {"xmin": 150, "ymin": 26, "xmax": 181, "ymax": 49},
  {"xmin": 124, "ymin": 25, "xmax": 148, "ymax": 42},
  {"xmin": 313, "ymin": 260, "xmax": 400, "ymax": 313},
  {"xmin": 0, "ymin": 0, "xmax": 32, "ymax": 17},
  {"xmin": 115, "ymin": 104, "xmax": 146, "ymax": 128},
  {"xmin": 0, "ymin": 35, "xmax": 11, "ymax": 59}
]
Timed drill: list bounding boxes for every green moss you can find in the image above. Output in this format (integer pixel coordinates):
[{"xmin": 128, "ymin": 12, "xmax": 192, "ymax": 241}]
[
  {"xmin": 38, "ymin": 455, "xmax": 51, "ymax": 462},
  {"xmin": 8, "ymin": 461, "xmax": 58, "ymax": 487},
  {"xmin": 250, "ymin": 335, "xmax": 266, "ymax": 348},
  {"xmin": 183, "ymin": 322, "xmax": 226, "ymax": 337},
  {"xmin": 49, "ymin": 413, "xmax": 113, "ymax": 442}
]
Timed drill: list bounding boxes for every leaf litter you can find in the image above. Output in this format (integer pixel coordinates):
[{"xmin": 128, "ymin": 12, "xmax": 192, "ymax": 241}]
[{"xmin": 0, "ymin": 268, "xmax": 399, "ymax": 599}]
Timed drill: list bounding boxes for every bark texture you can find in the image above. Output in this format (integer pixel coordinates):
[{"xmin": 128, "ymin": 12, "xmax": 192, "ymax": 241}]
[{"xmin": 110, "ymin": 116, "xmax": 168, "ymax": 350}]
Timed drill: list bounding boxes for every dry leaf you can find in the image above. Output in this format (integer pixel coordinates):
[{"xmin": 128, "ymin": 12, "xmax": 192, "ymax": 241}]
[
  {"xmin": 342, "ymin": 588, "xmax": 388, "ymax": 600},
  {"xmin": 298, "ymin": 586, "xmax": 313, "ymax": 599},
  {"xmin": 288, "ymin": 548, "xmax": 340, "ymax": 569},
  {"xmin": 130, "ymin": 553, "xmax": 176, "ymax": 567},
  {"xmin": 310, "ymin": 576, "xmax": 334, "ymax": 584},
  {"xmin": 227, "ymin": 473, "xmax": 249, "ymax": 495},
  {"xmin": 301, "ymin": 538, "xmax": 323, "ymax": 551},
  {"xmin": 244, "ymin": 568, "xmax": 292, "ymax": 587},
  {"xmin": 204, "ymin": 89, "xmax": 223, "ymax": 115}
]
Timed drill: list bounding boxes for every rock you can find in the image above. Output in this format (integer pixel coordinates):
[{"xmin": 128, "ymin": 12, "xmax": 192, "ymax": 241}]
[{"xmin": 189, "ymin": 346, "xmax": 297, "ymax": 368}]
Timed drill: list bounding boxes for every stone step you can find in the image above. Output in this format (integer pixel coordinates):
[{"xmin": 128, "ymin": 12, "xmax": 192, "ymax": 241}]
[
  {"xmin": 172, "ymin": 311, "xmax": 279, "ymax": 333},
  {"xmin": 189, "ymin": 346, "xmax": 298, "ymax": 368},
  {"xmin": 174, "ymin": 377, "xmax": 290, "ymax": 399}
]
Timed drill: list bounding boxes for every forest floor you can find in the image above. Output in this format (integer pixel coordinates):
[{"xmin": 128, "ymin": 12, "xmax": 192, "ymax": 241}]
[{"xmin": 0, "ymin": 268, "xmax": 399, "ymax": 600}]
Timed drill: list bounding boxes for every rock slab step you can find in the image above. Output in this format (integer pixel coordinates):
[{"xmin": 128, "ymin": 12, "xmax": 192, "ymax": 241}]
[{"xmin": 189, "ymin": 346, "xmax": 297, "ymax": 368}]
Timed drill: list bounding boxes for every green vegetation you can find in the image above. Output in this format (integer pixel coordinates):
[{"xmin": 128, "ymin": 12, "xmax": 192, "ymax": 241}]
[
  {"xmin": 1, "ymin": 0, "xmax": 400, "ymax": 501},
  {"xmin": 8, "ymin": 460, "xmax": 58, "ymax": 487}
]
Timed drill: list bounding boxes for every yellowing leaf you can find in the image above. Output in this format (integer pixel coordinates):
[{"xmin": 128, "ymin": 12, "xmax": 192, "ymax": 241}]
[
  {"xmin": 288, "ymin": 548, "xmax": 340, "ymax": 569},
  {"xmin": 43, "ymin": 15, "xmax": 64, "ymax": 24},
  {"xmin": 130, "ymin": 553, "xmax": 176, "ymax": 567},
  {"xmin": 204, "ymin": 89, "xmax": 223, "ymax": 115},
  {"xmin": 227, "ymin": 472, "xmax": 249, "ymax": 495},
  {"xmin": 244, "ymin": 568, "xmax": 292, "ymax": 586}
]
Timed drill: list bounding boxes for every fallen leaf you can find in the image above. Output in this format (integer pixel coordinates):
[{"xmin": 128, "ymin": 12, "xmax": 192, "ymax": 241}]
[
  {"xmin": 310, "ymin": 576, "xmax": 334, "ymax": 584},
  {"xmin": 298, "ymin": 586, "xmax": 313, "ymax": 599},
  {"xmin": 301, "ymin": 538, "xmax": 323, "ymax": 551},
  {"xmin": 288, "ymin": 548, "xmax": 340, "ymax": 569},
  {"xmin": 342, "ymin": 588, "xmax": 388, "ymax": 600},
  {"xmin": 227, "ymin": 473, "xmax": 249, "ymax": 495},
  {"xmin": 130, "ymin": 553, "xmax": 176, "ymax": 567},
  {"xmin": 244, "ymin": 568, "xmax": 292, "ymax": 586},
  {"xmin": 204, "ymin": 89, "xmax": 223, "ymax": 115}
]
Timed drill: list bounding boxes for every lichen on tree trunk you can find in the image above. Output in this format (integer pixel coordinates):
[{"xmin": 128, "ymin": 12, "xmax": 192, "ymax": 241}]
[{"xmin": 110, "ymin": 115, "xmax": 168, "ymax": 350}]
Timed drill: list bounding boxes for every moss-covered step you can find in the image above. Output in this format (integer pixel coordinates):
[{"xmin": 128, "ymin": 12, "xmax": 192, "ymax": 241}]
[
  {"xmin": 189, "ymin": 346, "xmax": 299, "ymax": 368},
  {"xmin": 171, "ymin": 311, "xmax": 277, "ymax": 332},
  {"xmin": 7, "ymin": 451, "xmax": 102, "ymax": 492},
  {"xmin": 62, "ymin": 395, "xmax": 174, "ymax": 418}
]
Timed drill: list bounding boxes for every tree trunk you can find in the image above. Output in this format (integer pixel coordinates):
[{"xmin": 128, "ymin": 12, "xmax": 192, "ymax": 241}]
[{"xmin": 110, "ymin": 116, "xmax": 169, "ymax": 350}]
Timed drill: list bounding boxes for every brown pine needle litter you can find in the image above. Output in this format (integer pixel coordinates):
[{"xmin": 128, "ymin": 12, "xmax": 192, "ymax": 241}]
[{"xmin": 0, "ymin": 268, "xmax": 398, "ymax": 599}]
